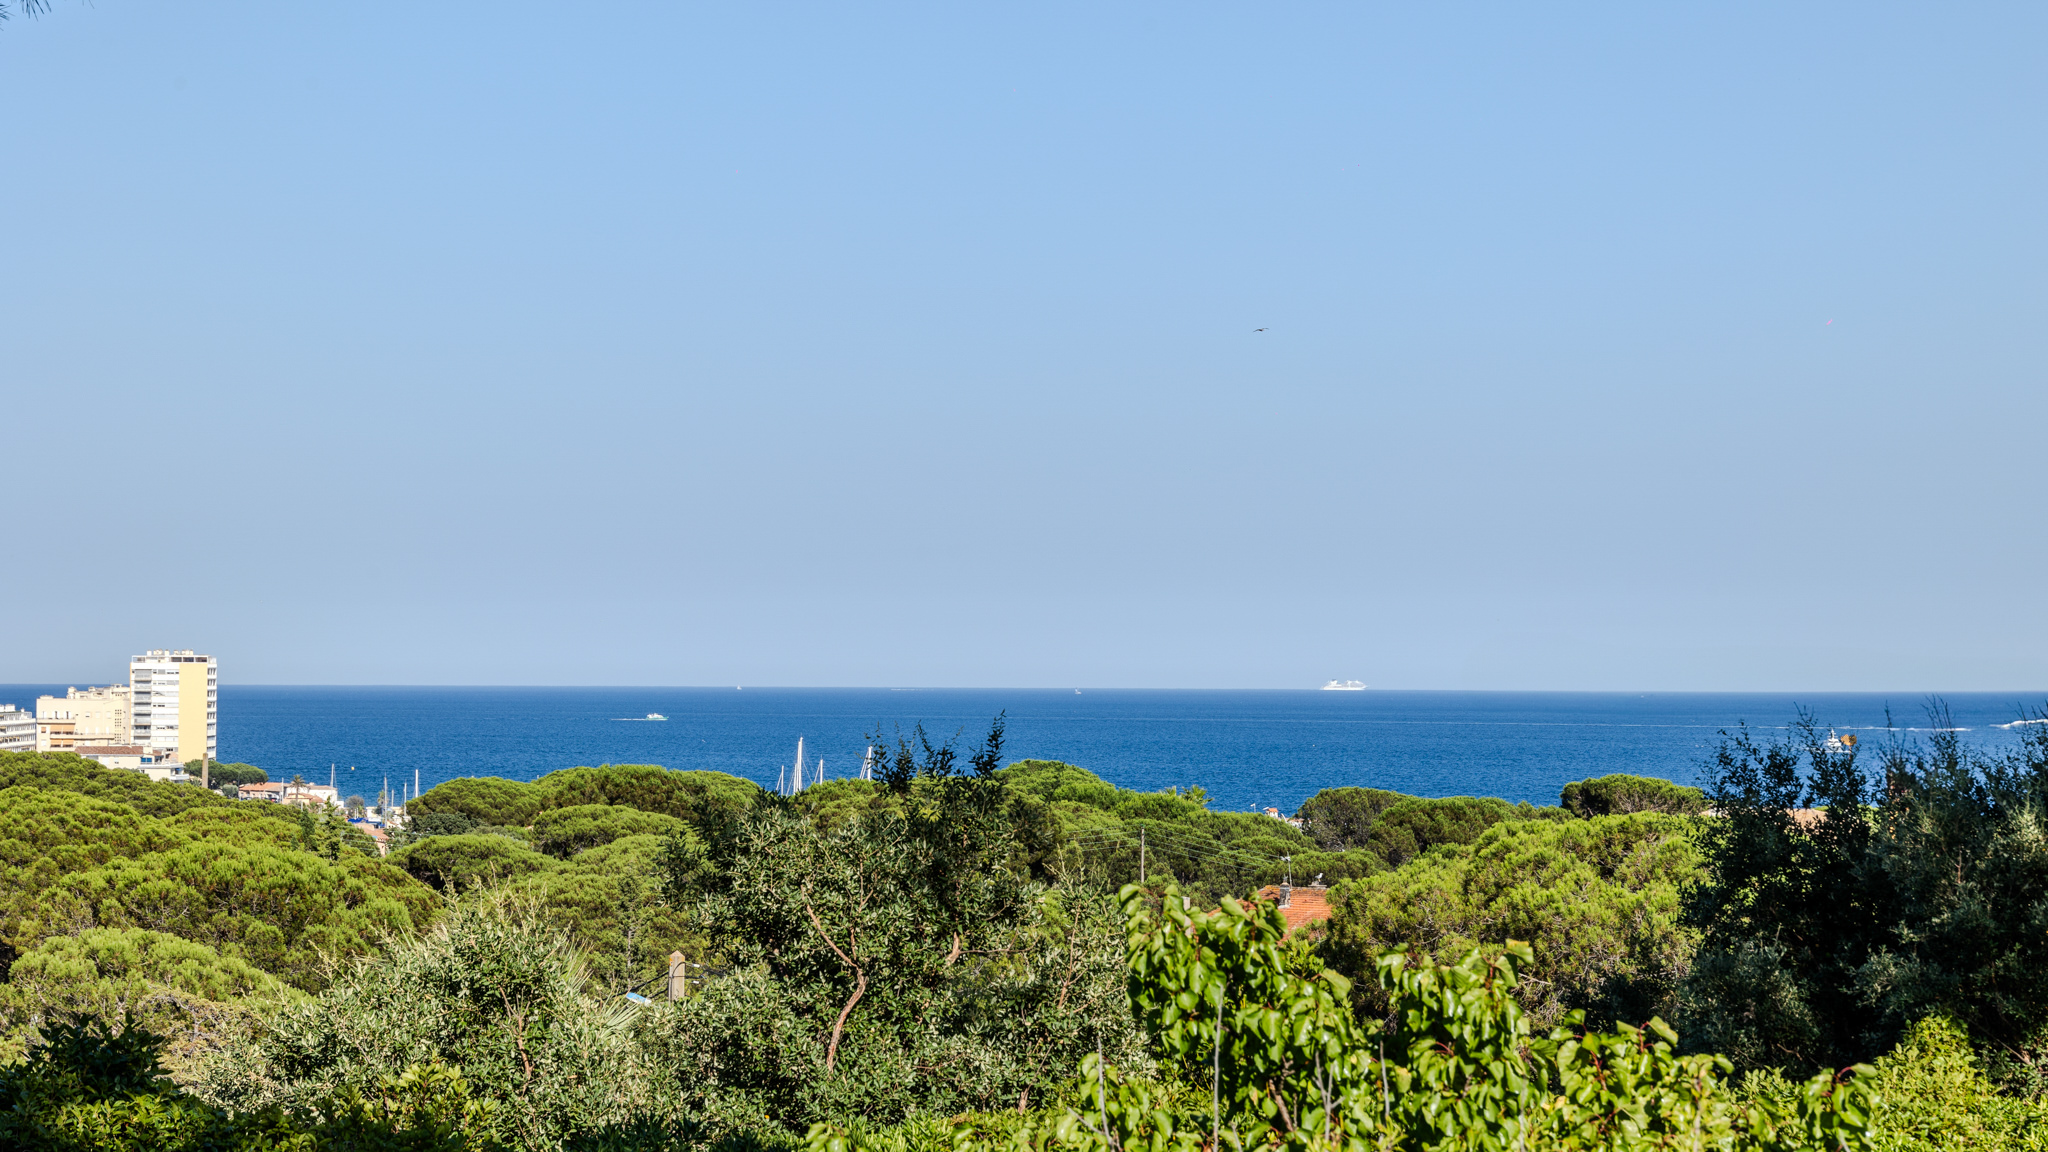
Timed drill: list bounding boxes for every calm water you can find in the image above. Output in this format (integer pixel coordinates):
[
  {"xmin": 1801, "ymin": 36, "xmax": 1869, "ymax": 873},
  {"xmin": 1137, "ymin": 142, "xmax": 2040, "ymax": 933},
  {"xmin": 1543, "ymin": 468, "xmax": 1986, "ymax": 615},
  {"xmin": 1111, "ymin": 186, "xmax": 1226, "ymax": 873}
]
[{"xmin": 2, "ymin": 686, "xmax": 2041, "ymax": 815}]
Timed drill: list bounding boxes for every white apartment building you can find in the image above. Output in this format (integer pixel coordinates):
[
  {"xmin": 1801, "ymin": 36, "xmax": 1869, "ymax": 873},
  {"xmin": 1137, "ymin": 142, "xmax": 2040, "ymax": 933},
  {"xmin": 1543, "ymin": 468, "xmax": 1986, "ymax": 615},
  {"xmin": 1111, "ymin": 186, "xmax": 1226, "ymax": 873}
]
[
  {"xmin": 35, "ymin": 684, "xmax": 132, "ymax": 751},
  {"xmin": 76, "ymin": 745, "xmax": 180, "ymax": 782},
  {"xmin": 131, "ymin": 650, "xmax": 217, "ymax": 765},
  {"xmin": 0, "ymin": 705, "xmax": 34, "ymax": 751}
]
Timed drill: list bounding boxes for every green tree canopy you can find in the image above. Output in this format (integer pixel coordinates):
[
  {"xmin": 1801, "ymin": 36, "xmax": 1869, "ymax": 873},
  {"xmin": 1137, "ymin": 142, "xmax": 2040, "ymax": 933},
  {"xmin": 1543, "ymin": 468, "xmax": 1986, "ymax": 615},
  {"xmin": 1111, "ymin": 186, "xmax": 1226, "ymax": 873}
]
[
  {"xmin": 407, "ymin": 775, "xmax": 549, "ymax": 826},
  {"xmin": 538, "ymin": 765, "xmax": 759, "ymax": 823},
  {"xmin": 0, "ymin": 751, "xmax": 273, "ymax": 821},
  {"xmin": 411, "ymin": 765, "xmax": 762, "ymax": 831},
  {"xmin": 1295, "ymin": 785, "xmax": 1409, "ymax": 852},
  {"xmin": 658, "ymin": 717, "xmax": 1141, "ymax": 1129},
  {"xmin": 1320, "ymin": 812, "xmax": 1702, "ymax": 1029},
  {"xmin": 0, "ymin": 927, "xmax": 293, "ymax": 1070},
  {"xmin": 530, "ymin": 803, "xmax": 686, "ymax": 859},
  {"xmin": 1362, "ymin": 795, "xmax": 1528, "ymax": 868},
  {"xmin": 1680, "ymin": 705, "xmax": 2048, "ymax": 1076},
  {"xmin": 199, "ymin": 895, "xmax": 667, "ymax": 1151},
  {"xmin": 1559, "ymin": 773, "xmax": 1706, "ymax": 817},
  {"xmin": 184, "ymin": 760, "xmax": 267, "ymax": 787},
  {"xmin": 389, "ymin": 832, "xmax": 556, "ymax": 892}
]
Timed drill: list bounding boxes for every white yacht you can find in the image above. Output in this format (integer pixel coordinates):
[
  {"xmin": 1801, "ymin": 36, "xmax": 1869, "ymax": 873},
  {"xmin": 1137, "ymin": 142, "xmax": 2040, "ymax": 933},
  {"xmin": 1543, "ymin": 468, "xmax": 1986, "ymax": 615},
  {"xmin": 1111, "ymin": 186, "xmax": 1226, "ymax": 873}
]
[
  {"xmin": 1320, "ymin": 680, "xmax": 1368, "ymax": 691},
  {"xmin": 646, "ymin": 713, "xmax": 668, "ymax": 721}
]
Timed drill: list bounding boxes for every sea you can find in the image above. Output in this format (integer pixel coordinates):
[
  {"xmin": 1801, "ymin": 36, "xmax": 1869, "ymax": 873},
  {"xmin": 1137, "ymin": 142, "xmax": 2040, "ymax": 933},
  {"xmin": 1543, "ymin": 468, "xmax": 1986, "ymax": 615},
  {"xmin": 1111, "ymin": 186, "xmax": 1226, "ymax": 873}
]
[{"xmin": 3, "ymin": 686, "xmax": 2042, "ymax": 816}]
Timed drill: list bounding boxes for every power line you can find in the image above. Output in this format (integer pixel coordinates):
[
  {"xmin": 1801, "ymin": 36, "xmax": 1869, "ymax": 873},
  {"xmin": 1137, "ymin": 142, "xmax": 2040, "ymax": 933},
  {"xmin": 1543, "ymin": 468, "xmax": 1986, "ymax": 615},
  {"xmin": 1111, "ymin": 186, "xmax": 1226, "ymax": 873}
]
[{"xmin": 1054, "ymin": 826, "xmax": 1289, "ymax": 875}]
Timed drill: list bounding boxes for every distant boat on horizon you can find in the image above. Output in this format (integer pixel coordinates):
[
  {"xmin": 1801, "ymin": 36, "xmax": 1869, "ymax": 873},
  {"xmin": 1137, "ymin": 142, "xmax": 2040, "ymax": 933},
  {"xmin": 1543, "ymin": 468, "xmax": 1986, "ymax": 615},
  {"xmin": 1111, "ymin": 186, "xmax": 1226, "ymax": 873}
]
[
  {"xmin": 1320, "ymin": 680, "xmax": 1368, "ymax": 691},
  {"xmin": 613, "ymin": 713, "xmax": 669, "ymax": 721}
]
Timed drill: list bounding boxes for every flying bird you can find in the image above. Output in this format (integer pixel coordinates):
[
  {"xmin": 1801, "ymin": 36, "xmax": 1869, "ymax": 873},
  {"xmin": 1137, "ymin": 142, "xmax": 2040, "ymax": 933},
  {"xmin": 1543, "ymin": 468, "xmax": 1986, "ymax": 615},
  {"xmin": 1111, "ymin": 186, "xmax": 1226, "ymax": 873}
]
[{"xmin": 1254, "ymin": 327, "xmax": 1268, "ymax": 332}]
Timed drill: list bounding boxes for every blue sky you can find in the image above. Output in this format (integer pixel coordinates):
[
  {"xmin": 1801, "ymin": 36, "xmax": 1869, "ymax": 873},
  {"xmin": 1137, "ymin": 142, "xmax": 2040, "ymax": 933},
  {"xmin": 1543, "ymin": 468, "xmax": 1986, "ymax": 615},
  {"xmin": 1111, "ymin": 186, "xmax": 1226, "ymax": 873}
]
[{"xmin": 4, "ymin": 2, "xmax": 2043, "ymax": 690}]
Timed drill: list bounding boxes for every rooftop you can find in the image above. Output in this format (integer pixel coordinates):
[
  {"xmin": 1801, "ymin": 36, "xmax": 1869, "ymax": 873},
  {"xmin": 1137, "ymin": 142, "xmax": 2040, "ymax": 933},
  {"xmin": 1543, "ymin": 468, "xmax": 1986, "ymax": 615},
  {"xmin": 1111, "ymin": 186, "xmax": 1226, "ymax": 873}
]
[{"xmin": 1252, "ymin": 883, "xmax": 1333, "ymax": 934}]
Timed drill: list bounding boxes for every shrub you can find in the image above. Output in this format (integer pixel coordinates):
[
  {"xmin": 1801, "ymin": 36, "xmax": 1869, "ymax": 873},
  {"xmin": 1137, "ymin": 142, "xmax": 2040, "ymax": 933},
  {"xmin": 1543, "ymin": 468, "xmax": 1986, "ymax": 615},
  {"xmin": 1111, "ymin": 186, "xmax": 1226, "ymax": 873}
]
[
  {"xmin": 216, "ymin": 895, "xmax": 668, "ymax": 1152},
  {"xmin": 1856, "ymin": 1015, "xmax": 2048, "ymax": 1151},
  {"xmin": 813, "ymin": 883, "xmax": 1876, "ymax": 1152},
  {"xmin": 0, "ymin": 1016, "xmax": 304, "ymax": 1152}
]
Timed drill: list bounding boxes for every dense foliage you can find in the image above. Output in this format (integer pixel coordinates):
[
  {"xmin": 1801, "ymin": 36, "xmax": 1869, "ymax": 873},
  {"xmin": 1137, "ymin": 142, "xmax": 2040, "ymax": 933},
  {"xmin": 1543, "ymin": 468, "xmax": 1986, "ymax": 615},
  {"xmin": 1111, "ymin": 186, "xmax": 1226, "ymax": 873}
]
[
  {"xmin": 1679, "ymin": 707, "xmax": 2048, "ymax": 1079},
  {"xmin": 813, "ymin": 885, "xmax": 1876, "ymax": 1152},
  {"xmin": 0, "ymin": 754, "xmax": 436, "ymax": 1065},
  {"xmin": 1320, "ymin": 812, "xmax": 1700, "ymax": 1029},
  {"xmin": 10, "ymin": 713, "xmax": 2048, "ymax": 1150},
  {"xmin": 655, "ymin": 724, "xmax": 1142, "ymax": 1130},
  {"xmin": 1560, "ymin": 774, "xmax": 1708, "ymax": 818},
  {"xmin": 411, "ymin": 765, "xmax": 759, "ymax": 830},
  {"xmin": 203, "ymin": 895, "xmax": 676, "ymax": 1150},
  {"xmin": 186, "ymin": 760, "xmax": 270, "ymax": 787}
]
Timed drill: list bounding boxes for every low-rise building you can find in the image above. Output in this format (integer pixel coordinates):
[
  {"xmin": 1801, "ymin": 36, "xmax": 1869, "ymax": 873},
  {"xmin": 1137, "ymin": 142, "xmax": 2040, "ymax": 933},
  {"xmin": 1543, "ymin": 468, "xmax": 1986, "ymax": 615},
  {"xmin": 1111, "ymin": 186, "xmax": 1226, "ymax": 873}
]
[
  {"xmin": 35, "ymin": 685, "xmax": 132, "ymax": 751},
  {"xmin": 283, "ymin": 782, "xmax": 341, "ymax": 809},
  {"xmin": 76, "ymin": 745, "xmax": 178, "ymax": 782},
  {"xmin": 355, "ymin": 822, "xmax": 390, "ymax": 856},
  {"xmin": 237, "ymin": 781, "xmax": 289, "ymax": 802},
  {"xmin": 0, "ymin": 705, "xmax": 35, "ymax": 751}
]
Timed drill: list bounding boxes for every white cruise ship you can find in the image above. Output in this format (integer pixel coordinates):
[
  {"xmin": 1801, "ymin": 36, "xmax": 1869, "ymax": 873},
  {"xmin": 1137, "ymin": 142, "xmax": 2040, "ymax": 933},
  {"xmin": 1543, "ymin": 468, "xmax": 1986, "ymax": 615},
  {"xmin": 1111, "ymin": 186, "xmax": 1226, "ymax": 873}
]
[{"xmin": 1320, "ymin": 680, "xmax": 1368, "ymax": 691}]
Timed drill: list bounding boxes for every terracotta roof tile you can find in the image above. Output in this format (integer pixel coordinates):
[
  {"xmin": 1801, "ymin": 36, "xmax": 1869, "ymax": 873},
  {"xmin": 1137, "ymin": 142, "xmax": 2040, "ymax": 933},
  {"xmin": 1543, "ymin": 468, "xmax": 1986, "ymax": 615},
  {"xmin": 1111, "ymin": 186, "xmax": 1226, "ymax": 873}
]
[{"xmin": 1252, "ymin": 884, "xmax": 1333, "ymax": 934}]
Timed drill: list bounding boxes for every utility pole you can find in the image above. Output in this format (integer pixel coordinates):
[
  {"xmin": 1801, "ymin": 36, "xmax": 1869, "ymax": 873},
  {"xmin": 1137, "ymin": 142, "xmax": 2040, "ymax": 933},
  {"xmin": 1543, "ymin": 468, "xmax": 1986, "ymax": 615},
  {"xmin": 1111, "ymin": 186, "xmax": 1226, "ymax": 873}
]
[{"xmin": 1140, "ymin": 828, "xmax": 1147, "ymax": 884}]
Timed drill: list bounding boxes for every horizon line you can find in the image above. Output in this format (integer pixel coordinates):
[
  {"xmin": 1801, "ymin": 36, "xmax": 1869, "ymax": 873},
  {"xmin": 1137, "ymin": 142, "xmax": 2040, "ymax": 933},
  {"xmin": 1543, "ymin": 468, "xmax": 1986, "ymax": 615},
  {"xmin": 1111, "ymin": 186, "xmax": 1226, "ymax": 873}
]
[{"xmin": 4, "ymin": 682, "xmax": 2044, "ymax": 697}]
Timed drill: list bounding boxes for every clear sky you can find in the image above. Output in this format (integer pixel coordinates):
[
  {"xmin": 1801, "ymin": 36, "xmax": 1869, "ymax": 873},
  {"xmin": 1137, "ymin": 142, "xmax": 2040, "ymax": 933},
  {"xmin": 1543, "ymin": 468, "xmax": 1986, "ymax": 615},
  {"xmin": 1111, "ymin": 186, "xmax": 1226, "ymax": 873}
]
[{"xmin": 4, "ymin": 3, "xmax": 2043, "ymax": 690}]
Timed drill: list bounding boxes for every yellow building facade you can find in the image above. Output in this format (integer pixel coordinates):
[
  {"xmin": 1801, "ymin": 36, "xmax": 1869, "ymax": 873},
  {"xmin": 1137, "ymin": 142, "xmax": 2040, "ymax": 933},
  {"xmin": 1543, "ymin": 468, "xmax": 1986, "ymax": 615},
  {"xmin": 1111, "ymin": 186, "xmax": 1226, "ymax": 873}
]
[
  {"xmin": 129, "ymin": 650, "xmax": 217, "ymax": 765},
  {"xmin": 34, "ymin": 685, "xmax": 132, "ymax": 751}
]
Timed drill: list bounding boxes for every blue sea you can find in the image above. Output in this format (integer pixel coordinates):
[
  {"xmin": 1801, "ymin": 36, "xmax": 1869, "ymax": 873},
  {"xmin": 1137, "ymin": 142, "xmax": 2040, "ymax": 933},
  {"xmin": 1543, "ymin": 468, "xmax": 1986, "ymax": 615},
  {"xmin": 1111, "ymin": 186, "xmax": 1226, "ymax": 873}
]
[{"xmin": 3, "ymin": 687, "xmax": 2041, "ymax": 816}]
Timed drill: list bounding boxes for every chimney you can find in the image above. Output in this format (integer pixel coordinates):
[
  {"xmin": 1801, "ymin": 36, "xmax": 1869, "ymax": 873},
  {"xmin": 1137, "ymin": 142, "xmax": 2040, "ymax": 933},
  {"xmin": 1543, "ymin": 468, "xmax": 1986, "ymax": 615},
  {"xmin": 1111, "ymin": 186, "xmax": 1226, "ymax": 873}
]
[{"xmin": 1279, "ymin": 883, "xmax": 1292, "ymax": 907}]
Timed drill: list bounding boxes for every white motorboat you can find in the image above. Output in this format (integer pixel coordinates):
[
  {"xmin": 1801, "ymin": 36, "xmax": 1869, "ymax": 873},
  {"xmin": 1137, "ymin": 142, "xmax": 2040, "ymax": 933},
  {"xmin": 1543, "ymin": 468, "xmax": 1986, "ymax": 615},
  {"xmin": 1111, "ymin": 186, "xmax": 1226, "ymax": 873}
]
[{"xmin": 1320, "ymin": 680, "xmax": 1368, "ymax": 691}]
